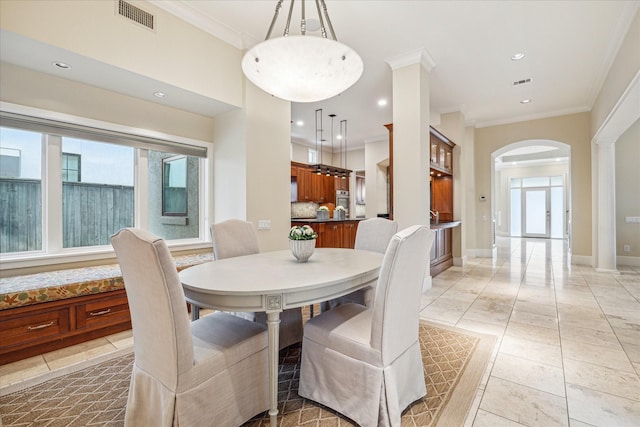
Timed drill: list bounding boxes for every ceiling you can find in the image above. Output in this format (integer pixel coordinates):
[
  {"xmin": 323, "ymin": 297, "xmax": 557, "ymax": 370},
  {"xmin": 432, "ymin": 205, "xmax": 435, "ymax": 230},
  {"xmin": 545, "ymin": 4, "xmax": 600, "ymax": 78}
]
[{"xmin": 1, "ymin": 1, "xmax": 637, "ymax": 154}]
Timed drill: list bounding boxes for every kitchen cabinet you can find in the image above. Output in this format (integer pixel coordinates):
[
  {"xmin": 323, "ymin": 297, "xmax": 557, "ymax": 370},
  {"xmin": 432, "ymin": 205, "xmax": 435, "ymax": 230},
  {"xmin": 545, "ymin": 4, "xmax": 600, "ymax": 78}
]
[
  {"xmin": 291, "ymin": 162, "xmax": 349, "ymax": 203},
  {"xmin": 291, "ymin": 220, "xmax": 359, "ymax": 249},
  {"xmin": 430, "ymin": 127, "xmax": 454, "ymax": 174},
  {"xmin": 430, "ymin": 227, "xmax": 453, "ymax": 276}
]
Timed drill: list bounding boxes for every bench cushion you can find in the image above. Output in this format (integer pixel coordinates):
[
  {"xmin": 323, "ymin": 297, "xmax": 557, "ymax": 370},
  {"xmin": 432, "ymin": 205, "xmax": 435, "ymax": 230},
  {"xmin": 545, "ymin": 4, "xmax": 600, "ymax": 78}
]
[{"xmin": 0, "ymin": 253, "xmax": 213, "ymax": 310}]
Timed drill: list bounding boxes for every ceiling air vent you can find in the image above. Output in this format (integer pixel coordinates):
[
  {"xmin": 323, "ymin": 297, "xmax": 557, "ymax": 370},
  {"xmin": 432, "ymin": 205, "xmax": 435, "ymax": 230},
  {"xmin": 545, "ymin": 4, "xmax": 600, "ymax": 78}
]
[
  {"xmin": 118, "ymin": 0, "xmax": 155, "ymax": 30},
  {"xmin": 513, "ymin": 78, "xmax": 532, "ymax": 86}
]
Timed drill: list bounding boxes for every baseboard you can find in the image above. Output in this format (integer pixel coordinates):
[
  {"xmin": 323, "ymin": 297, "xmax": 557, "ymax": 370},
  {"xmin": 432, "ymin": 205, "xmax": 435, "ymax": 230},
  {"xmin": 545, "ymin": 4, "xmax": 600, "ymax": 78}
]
[
  {"xmin": 453, "ymin": 256, "xmax": 466, "ymax": 266},
  {"xmin": 570, "ymin": 254, "xmax": 592, "ymax": 266},
  {"xmin": 423, "ymin": 275, "xmax": 433, "ymax": 291},
  {"xmin": 467, "ymin": 248, "xmax": 494, "ymax": 258},
  {"xmin": 617, "ymin": 255, "xmax": 640, "ymax": 267}
]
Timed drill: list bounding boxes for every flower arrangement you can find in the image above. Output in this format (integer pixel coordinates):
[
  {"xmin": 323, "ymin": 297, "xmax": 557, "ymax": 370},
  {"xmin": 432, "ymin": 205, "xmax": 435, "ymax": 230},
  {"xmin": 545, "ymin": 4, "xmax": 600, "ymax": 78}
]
[
  {"xmin": 318, "ymin": 206, "xmax": 329, "ymax": 211},
  {"xmin": 289, "ymin": 225, "xmax": 318, "ymax": 240},
  {"xmin": 335, "ymin": 206, "xmax": 345, "ymax": 211}
]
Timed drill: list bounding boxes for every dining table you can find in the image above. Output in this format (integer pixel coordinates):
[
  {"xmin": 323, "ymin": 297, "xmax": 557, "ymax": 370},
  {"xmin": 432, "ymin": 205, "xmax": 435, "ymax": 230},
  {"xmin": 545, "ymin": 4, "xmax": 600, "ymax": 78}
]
[{"xmin": 178, "ymin": 247, "xmax": 384, "ymax": 427}]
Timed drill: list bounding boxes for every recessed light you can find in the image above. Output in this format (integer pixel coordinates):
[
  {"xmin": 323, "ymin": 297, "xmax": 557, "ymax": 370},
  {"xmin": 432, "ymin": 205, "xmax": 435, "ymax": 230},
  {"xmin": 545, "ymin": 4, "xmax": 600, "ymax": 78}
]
[
  {"xmin": 520, "ymin": 99, "xmax": 531, "ymax": 104},
  {"xmin": 336, "ymin": 135, "xmax": 342, "ymax": 140},
  {"xmin": 52, "ymin": 61, "xmax": 71, "ymax": 70},
  {"xmin": 511, "ymin": 53, "xmax": 525, "ymax": 61},
  {"xmin": 296, "ymin": 120, "xmax": 304, "ymax": 126},
  {"xmin": 512, "ymin": 162, "xmax": 517, "ymax": 165},
  {"xmin": 377, "ymin": 99, "xmax": 387, "ymax": 107},
  {"xmin": 154, "ymin": 92, "xmax": 167, "ymax": 98}
]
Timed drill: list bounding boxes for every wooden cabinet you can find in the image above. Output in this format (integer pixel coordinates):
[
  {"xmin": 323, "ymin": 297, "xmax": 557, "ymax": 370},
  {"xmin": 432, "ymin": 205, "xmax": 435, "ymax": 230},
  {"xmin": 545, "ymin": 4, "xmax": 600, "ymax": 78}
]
[
  {"xmin": 291, "ymin": 162, "xmax": 349, "ymax": 203},
  {"xmin": 0, "ymin": 290, "xmax": 132, "ymax": 365},
  {"xmin": 430, "ymin": 127, "xmax": 454, "ymax": 174},
  {"xmin": 291, "ymin": 221, "xmax": 359, "ymax": 249},
  {"xmin": 430, "ymin": 227, "xmax": 453, "ymax": 276}
]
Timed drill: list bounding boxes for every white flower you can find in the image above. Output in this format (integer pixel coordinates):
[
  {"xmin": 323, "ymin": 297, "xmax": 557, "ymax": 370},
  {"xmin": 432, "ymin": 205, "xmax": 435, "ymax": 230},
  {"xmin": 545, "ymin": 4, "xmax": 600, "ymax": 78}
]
[
  {"xmin": 289, "ymin": 225, "xmax": 318, "ymax": 240},
  {"xmin": 335, "ymin": 206, "xmax": 345, "ymax": 211}
]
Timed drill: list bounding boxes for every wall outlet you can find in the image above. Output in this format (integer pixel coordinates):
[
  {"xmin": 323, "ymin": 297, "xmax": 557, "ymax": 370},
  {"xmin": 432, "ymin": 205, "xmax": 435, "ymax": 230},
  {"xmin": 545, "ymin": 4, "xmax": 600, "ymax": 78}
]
[
  {"xmin": 257, "ymin": 220, "xmax": 271, "ymax": 230},
  {"xmin": 624, "ymin": 216, "xmax": 640, "ymax": 223},
  {"xmin": 623, "ymin": 245, "xmax": 631, "ymax": 252}
]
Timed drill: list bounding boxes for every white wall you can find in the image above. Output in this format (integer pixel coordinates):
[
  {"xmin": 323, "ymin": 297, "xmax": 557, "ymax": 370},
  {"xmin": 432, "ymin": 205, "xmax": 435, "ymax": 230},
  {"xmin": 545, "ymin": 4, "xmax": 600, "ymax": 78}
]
[
  {"xmin": 615, "ymin": 118, "xmax": 640, "ymax": 262},
  {"xmin": 364, "ymin": 139, "xmax": 389, "ymax": 219}
]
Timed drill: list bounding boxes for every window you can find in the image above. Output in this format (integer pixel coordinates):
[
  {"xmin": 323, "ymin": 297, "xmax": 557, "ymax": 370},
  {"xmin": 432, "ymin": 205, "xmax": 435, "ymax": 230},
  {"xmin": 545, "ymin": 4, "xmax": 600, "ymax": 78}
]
[
  {"xmin": 62, "ymin": 153, "xmax": 81, "ymax": 182},
  {"xmin": 62, "ymin": 138, "xmax": 135, "ymax": 248},
  {"xmin": 308, "ymin": 148, "xmax": 317, "ymax": 164},
  {"xmin": 162, "ymin": 155, "xmax": 187, "ymax": 216},
  {"xmin": 0, "ymin": 110, "xmax": 210, "ymax": 267},
  {"xmin": 0, "ymin": 128, "xmax": 42, "ymax": 253}
]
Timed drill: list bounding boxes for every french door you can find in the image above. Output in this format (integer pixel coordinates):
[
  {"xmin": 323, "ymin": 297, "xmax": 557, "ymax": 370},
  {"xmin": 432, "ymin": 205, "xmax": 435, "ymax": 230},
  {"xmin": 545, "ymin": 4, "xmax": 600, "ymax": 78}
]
[{"xmin": 523, "ymin": 187, "xmax": 550, "ymax": 238}]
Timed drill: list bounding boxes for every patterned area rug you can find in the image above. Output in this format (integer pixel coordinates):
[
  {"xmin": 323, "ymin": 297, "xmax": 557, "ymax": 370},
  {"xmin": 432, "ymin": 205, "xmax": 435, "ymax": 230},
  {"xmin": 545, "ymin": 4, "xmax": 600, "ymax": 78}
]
[{"xmin": 0, "ymin": 321, "xmax": 495, "ymax": 427}]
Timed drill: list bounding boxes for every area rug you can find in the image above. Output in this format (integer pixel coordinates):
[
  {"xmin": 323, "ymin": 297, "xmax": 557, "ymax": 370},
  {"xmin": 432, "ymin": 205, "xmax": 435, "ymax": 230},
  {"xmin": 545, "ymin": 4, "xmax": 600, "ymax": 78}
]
[{"xmin": 0, "ymin": 321, "xmax": 495, "ymax": 427}]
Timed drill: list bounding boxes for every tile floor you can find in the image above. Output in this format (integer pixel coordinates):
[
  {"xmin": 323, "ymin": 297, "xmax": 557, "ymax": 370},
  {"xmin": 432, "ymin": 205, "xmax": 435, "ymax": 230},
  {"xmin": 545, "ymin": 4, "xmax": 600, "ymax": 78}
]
[
  {"xmin": 1, "ymin": 237, "xmax": 639, "ymax": 426},
  {"xmin": 420, "ymin": 237, "xmax": 640, "ymax": 427}
]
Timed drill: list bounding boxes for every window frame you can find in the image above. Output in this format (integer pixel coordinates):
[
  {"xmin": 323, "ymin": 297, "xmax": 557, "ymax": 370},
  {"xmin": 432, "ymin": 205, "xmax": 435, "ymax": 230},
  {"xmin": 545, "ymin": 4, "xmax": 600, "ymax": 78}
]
[{"xmin": 0, "ymin": 102, "xmax": 213, "ymax": 271}]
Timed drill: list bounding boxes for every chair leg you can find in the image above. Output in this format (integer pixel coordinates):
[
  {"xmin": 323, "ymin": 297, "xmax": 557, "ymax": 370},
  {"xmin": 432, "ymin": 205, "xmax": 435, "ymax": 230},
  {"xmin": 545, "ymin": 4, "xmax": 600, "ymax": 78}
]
[{"xmin": 191, "ymin": 305, "xmax": 200, "ymax": 321}]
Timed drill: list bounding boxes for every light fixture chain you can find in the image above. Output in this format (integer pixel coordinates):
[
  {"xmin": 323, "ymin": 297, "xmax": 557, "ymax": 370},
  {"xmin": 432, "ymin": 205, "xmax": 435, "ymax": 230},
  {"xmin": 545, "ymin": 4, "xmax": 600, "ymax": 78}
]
[
  {"xmin": 283, "ymin": 0, "xmax": 295, "ymax": 36},
  {"xmin": 320, "ymin": 0, "xmax": 337, "ymax": 41},
  {"xmin": 301, "ymin": 0, "xmax": 306, "ymax": 35},
  {"xmin": 265, "ymin": 0, "xmax": 284, "ymax": 40},
  {"xmin": 314, "ymin": 0, "xmax": 328, "ymax": 39}
]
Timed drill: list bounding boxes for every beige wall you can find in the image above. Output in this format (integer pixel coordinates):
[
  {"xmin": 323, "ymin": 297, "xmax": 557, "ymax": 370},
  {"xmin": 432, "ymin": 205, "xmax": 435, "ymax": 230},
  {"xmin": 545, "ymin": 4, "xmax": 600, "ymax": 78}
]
[
  {"xmin": 0, "ymin": 0, "xmax": 243, "ymax": 107},
  {"xmin": 615, "ymin": 118, "xmax": 640, "ymax": 260},
  {"xmin": 364, "ymin": 139, "xmax": 389, "ymax": 219},
  {"xmin": 475, "ymin": 113, "xmax": 592, "ymax": 257},
  {"xmin": 0, "ymin": 63, "xmax": 215, "ymax": 142}
]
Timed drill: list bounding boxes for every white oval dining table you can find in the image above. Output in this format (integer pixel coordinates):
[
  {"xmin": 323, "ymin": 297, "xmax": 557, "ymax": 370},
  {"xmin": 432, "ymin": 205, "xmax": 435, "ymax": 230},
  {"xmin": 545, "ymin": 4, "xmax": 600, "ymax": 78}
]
[{"xmin": 178, "ymin": 247, "xmax": 384, "ymax": 427}]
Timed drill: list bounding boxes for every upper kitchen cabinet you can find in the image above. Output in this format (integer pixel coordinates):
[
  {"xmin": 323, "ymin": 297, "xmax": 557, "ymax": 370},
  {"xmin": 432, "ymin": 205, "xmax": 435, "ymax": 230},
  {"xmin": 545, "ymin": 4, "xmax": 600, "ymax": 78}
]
[
  {"xmin": 430, "ymin": 127, "xmax": 454, "ymax": 174},
  {"xmin": 291, "ymin": 162, "xmax": 349, "ymax": 203}
]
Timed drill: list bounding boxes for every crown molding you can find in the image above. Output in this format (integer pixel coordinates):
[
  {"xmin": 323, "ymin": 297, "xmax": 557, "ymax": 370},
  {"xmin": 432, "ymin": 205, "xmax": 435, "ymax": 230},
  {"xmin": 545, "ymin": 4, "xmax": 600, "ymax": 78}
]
[{"xmin": 385, "ymin": 48, "xmax": 436, "ymax": 72}]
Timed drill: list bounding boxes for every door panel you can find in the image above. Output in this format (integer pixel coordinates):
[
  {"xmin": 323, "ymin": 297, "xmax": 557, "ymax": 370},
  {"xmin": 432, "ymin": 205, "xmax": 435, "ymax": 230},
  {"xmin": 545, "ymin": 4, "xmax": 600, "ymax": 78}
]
[{"xmin": 523, "ymin": 188, "xmax": 550, "ymax": 238}]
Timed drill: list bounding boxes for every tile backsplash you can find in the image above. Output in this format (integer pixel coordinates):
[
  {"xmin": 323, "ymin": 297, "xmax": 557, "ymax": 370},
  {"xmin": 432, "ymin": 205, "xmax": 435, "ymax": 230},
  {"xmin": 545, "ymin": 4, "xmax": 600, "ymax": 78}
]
[{"xmin": 291, "ymin": 202, "xmax": 319, "ymax": 218}]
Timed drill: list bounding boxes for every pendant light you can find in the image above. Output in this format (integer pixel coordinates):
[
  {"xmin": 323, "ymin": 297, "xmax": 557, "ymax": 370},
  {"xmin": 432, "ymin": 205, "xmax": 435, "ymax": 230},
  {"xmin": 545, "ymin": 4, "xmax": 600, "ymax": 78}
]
[
  {"xmin": 241, "ymin": 0, "xmax": 363, "ymax": 103},
  {"xmin": 340, "ymin": 119, "xmax": 348, "ymax": 179},
  {"xmin": 315, "ymin": 108, "xmax": 323, "ymax": 175}
]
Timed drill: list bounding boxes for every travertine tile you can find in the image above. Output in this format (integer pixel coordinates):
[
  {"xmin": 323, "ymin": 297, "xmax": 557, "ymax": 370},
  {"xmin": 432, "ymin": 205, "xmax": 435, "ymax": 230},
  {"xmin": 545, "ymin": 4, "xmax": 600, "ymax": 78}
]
[
  {"xmin": 0, "ymin": 355, "xmax": 49, "ymax": 387},
  {"xmin": 500, "ymin": 335, "xmax": 562, "ymax": 368},
  {"xmin": 509, "ymin": 310, "xmax": 559, "ymax": 330},
  {"xmin": 105, "ymin": 329, "xmax": 134, "ymax": 349},
  {"xmin": 456, "ymin": 318, "xmax": 506, "ymax": 338},
  {"xmin": 472, "ymin": 409, "xmax": 526, "ymax": 426},
  {"xmin": 491, "ymin": 353, "xmax": 565, "ymax": 397},
  {"xmin": 513, "ymin": 300, "xmax": 558, "ymax": 317},
  {"xmin": 560, "ymin": 325, "xmax": 622, "ymax": 349},
  {"xmin": 563, "ymin": 359, "xmax": 640, "ymax": 401},
  {"xmin": 43, "ymin": 338, "xmax": 116, "ymax": 371},
  {"xmin": 505, "ymin": 321, "xmax": 561, "ymax": 346},
  {"xmin": 480, "ymin": 377, "xmax": 569, "ymax": 426},
  {"xmin": 566, "ymin": 383, "xmax": 640, "ymax": 427},
  {"xmin": 557, "ymin": 303, "xmax": 604, "ymax": 320},
  {"xmin": 557, "ymin": 313, "xmax": 613, "ymax": 333},
  {"xmin": 562, "ymin": 339, "xmax": 635, "ymax": 372}
]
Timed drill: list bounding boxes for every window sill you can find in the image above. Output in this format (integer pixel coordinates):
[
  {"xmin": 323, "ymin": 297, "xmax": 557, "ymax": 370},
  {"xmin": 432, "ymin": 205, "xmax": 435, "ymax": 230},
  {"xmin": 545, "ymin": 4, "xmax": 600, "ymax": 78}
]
[{"xmin": 0, "ymin": 239, "xmax": 212, "ymax": 273}]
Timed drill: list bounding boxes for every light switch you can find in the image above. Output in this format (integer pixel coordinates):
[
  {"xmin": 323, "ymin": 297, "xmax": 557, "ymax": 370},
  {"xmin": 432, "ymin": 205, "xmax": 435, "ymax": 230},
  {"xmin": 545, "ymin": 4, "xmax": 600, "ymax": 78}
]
[
  {"xmin": 624, "ymin": 216, "xmax": 640, "ymax": 223},
  {"xmin": 258, "ymin": 220, "xmax": 271, "ymax": 230}
]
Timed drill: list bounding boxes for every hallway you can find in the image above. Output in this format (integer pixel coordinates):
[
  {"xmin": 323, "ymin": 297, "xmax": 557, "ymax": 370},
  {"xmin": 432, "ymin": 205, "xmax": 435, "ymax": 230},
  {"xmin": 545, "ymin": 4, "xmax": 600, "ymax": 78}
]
[{"xmin": 420, "ymin": 237, "xmax": 640, "ymax": 426}]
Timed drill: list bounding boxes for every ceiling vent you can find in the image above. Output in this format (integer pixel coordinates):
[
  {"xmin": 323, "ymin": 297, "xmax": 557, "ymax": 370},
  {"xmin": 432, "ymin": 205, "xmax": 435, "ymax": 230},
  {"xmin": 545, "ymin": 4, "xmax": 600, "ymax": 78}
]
[
  {"xmin": 117, "ymin": 0, "xmax": 155, "ymax": 31},
  {"xmin": 513, "ymin": 78, "xmax": 532, "ymax": 86}
]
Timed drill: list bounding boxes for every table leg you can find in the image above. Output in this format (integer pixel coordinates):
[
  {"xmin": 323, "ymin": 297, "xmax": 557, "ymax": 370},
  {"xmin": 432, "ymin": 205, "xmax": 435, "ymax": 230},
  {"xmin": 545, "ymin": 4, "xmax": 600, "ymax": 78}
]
[{"xmin": 267, "ymin": 311, "xmax": 281, "ymax": 427}]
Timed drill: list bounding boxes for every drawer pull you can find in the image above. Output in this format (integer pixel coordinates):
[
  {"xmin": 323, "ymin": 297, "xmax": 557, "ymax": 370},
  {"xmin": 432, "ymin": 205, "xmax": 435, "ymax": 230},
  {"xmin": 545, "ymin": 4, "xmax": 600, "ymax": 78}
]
[
  {"xmin": 89, "ymin": 308, "xmax": 111, "ymax": 317},
  {"xmin": 27, "ymin": 321, "xmax": 54, "ymax": 331}
]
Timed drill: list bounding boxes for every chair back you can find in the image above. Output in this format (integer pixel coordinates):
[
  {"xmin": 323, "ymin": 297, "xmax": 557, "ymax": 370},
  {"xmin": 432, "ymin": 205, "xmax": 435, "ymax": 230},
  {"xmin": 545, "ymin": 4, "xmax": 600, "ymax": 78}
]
[
  {"xmin": 211, "ymin": 219, "xmax": 259, "ymax": 259},
  {"xmin": 370, "ymin": 225, "xmax": 435, "ymax": 364},
  {"xmin": 111, "ymin": 228, "xmax": 194, "ymax": 388},
  {"xmin": 354, "ymin": 217, "xmax": 398, "ymax": 254}
]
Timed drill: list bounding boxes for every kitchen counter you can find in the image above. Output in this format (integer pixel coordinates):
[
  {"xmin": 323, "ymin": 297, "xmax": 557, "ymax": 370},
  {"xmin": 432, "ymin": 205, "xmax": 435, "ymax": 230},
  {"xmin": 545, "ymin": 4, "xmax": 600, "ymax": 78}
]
[
  {"xmin": 291, "ymin": 218, "xmax": 364, "ymax": 223},
  {"xmin": 430, "ymin": 220, "xmax": 461, "ymax": 230}
]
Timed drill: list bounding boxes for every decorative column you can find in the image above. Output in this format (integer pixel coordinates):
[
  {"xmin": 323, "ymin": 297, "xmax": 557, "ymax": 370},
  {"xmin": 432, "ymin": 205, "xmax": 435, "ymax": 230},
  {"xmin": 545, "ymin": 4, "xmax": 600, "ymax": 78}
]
[
  {"xmin": 385, "ymin": 49, "xmax": 435, "ymax": 231},
  {"xmin": 595, "ymin": 137, "xmax": 617, "ymax": 272}
]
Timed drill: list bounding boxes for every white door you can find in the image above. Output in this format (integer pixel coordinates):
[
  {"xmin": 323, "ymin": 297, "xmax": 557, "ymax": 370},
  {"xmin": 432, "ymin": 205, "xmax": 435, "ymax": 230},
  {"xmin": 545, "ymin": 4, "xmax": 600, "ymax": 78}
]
[{"xmin": 523, "ymin": 188, "xmax": 550, "ymax": 238}]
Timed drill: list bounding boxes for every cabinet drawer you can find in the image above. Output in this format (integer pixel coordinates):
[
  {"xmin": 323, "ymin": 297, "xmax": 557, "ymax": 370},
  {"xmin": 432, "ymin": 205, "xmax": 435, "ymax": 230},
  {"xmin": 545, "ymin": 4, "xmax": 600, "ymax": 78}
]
[
  {"xmin": 1, "ymin": 308, "xmax": 70, "ymax": 347},
  {"xmin": 76, "ymin": 294, "xmax": 130, "ymax": 330}
]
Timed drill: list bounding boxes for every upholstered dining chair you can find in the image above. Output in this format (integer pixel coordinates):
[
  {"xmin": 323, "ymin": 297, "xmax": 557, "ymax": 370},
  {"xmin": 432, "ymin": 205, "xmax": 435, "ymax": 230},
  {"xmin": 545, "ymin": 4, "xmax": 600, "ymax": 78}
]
[
  {"xmin": 299, "ymin": 225, "xmax": 435, "ymax": 427},
  {"xmin": 111, "ymin": 228, "xmax": 269, "ymax": 427},
  {"xmin": 210, "ymin": 219, "xmax": 304, "ymax": 350},
  {"xmin": 322, "ymin": 217, "xmax": 398, "ymax": 311}
]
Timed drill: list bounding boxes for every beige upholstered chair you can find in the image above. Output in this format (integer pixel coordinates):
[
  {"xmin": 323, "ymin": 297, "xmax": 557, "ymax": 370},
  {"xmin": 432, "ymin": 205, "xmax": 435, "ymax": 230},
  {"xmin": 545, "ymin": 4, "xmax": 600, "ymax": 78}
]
[
  {"xmin": 210, "ymin": 219, "xmax": 304, "ymax": 350},
  {"xmin": 299, "ymin": 225, "xmax": 435, "ymax": 427},
  {"xmin": 322, "ymin": 217, "xmax": 398, "ymax": 311},
  {"xmin": 111, "ymin": 228, "xmax": 269, "ymax": 427}
]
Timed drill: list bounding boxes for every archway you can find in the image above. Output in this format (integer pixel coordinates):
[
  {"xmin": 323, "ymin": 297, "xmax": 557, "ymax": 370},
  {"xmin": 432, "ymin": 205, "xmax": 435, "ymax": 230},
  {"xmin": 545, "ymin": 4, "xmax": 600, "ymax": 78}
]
[{"xmin": 491, "ymin": 139, "xmax": 572, "ymax": 252}]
